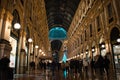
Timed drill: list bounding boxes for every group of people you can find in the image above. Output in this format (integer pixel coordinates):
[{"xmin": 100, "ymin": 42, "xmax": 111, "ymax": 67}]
[
  {"xmin": 0, "ymin": 57, "xmax": 13, "ymax": 80},
  {"xmin": 60, "ymin": 55, "xmax": 110, "ymax": 79},
  {"xmin": 91, "ymin": 55, "xmax": 110, "ymax": 77},
  {"xmin": 31, "ymin": 55, "xmax": 110, "ymax": 79}
]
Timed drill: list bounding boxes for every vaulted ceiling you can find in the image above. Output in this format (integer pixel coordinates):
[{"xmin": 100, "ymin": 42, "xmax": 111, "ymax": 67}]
[
  {"xmin": 45, "ymin": 0, "xmax": 80, "ymax": 31},
  {"xmin": 44, "ymin": 0, "xmax": 80, "ymax": 52}
]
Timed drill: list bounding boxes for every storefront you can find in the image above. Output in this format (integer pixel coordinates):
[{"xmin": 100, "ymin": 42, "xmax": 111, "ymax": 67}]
[
  {"xmin": 9, "ymin": 36, "xmax": 18, "ymax": 68},
  {"xmin": 110, "ymin": 27, "xmax": 120, "ymax": 74}
]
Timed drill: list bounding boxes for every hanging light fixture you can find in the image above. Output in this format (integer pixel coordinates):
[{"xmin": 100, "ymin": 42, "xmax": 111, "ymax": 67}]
[
  {"xmin": 35, "ymin": 45, "xmax": 39, "ymax": 48},
  {"xmin": 92, "ymin": 48, "xmax": 95, "ymax": 52},
  {"xmin": 28, "ymin": 38, "xmax": 33, "ymax": 43},
  {"xmin": 117, "ymin": 38, "xmax": 120, "ymax": 43},
  {"xmin": 39, "ymin": 49, "xmax": 42, "ymax": 52},
  {"xmin": 101, "ymin": 44, "xmax": 105, "ymax": 48},
  {"xmin": 14, "ymin": 23, "xmax": 21, "ymax": 29}
]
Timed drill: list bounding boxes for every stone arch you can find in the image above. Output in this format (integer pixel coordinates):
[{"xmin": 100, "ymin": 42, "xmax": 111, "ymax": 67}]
[
  {"xmin": 11, "ymin": 4, "xmax": 24, "ymax": 28},
  {"xmin": 108, "ymin": 24, "xmax": 120, "ymax": 41},
  {"xmin": 12, "ymin": 9, "xmax": 20, "ymax": 29},
  {"xmin": 110, "ymin": 26, "xmax": 120, "ymax": 75},
  {"xmin": 110, "ymin": 27, "xmax": 119, "ymax": 43}
]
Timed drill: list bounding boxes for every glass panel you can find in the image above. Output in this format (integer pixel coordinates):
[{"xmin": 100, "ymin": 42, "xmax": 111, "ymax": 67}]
[{"xmin": 49, "ymin": 27, "xmax": 67, "ymax": 39}]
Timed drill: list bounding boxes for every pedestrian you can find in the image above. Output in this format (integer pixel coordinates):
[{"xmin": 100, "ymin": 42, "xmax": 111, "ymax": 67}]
[
  {"xmin": 0, "ymin": 57, "xmax": 13, "ymax": 80},
  {"xmin": 104, "ymin": 55, "xmax": 110, "ymax": 76}
]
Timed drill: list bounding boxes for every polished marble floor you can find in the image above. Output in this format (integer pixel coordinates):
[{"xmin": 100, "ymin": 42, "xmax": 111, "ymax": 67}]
[{"xmin": 14, "ymin": 69, "xmax": 120, "ymax": 80}]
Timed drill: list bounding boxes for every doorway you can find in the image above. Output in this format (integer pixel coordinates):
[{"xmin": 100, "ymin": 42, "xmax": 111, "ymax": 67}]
[{"xmin": 110, "ymin": 27, "xmax": 120, "ymax": 75}]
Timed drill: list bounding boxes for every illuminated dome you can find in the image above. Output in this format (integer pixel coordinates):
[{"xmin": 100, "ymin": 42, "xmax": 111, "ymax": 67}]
[{"xmin": 49, "ymin": 27, "xmax": 67, "ymax": 39}]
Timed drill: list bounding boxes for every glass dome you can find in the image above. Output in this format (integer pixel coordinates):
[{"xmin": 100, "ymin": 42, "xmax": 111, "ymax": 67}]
[{"xmin": 49, "ymin": 27, "xmax": 67, "ymax": 39}]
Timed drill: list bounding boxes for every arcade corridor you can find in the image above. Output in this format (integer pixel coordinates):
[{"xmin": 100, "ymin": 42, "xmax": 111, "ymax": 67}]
[{"xmin": 0, "ymin": 0, "xmax": 120, "ymax": 80}]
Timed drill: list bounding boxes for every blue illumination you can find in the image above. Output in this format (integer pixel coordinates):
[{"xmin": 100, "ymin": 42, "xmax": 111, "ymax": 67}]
[
  {"xmin": 62, "ymin": 50, "xmax": 67, "ymax": 78},
  {"xmin": 64, "ymin": 69, "xmax": 67, "ymax": 78},
  {"xmin": 62, "ymin": 51, "xmax": 67, "ymax": 63},
  {"xmin": 49, "ymin": 27, "xmax": 67, "ymax": 39}
]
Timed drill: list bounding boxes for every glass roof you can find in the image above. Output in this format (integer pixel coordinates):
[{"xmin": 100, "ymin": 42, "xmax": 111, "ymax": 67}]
[{"xmin": 49, "ymin": 27, "xmax": 67, "ymax": 39}]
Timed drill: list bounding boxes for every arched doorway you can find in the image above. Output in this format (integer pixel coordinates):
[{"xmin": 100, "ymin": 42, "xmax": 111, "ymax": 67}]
[{"xmin": 110, "ymin": 27, "xmax": 120, "ymax": 75}]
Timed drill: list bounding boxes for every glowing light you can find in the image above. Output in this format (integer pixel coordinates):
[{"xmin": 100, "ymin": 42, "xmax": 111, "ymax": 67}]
[
  {"xmin": 49, "ymin": 27, "xmax": 67, "ymax": 39},
  {"xmin": 62, "ymin": 51, "xmax": 67, "ymax": 63},
  {"xmin": 101, "ymin": 44, "xmax": 105, "ymax": 48},
  {"xmin": 39, "ymin": 49, "xmax": 42, "ymax": 52},
  {"xmin": 92, "ymin": 48, "xmax": 95, "ymax": 52},
  {"xmin": 35, "ymin": 45, "xmax": 39, "ymax": 48},
  {"xmin": 14, "ymin": 23, "xmax": 21, "ymax": 29},
  {"xmin": 28, "ymin": 38, "xmax": 32, "ymax": 42},
  {"xmin": 117, "ymin": 38, "xmax": 120, "ymax": 42},
  {"xmin": 64, "ymin": 69, "xmax": 67, "ymax": 78}
]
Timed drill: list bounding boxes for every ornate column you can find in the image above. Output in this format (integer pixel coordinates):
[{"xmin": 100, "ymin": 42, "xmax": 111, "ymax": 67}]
[
  {"xmin": 106, "ymin": 38, "xmax": 116, "ymax": 79},
  {"xmin": 0, "ymin": 8, "xmax": 5, "ymax": 58},
  {"xmin": 28, "ymin": 40, "xmax": 33, "ymax": 73},
  {"xmin": 0, "ymin": 8, "xmax": 5, "ymax": 38},
  {"xmin": 19, "ymin": 31, "xmax": 27, "ymax": 74},
  {"xmin": 0, "ymin": 10, "xmax": 13, "ymax": 58},
  {"xmin": 16, "ymin": 29, "xmax": 22, "ymax": 74},
  {"xmin": 34, "ymin": 46, "xmax": 39, "ymax": 70}
]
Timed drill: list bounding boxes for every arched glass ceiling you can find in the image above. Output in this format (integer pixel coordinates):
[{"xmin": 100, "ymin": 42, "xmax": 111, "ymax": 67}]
[{"xmin": 49, "ymin": 27, "xmax": 67, "ymax": 39}]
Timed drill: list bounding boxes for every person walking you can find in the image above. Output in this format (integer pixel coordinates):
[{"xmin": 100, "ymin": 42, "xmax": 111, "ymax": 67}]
[
  {"xmin": 0, "ymin": 57, "xmax": 13, "ymax": 80},
  {"xmin": 83, "ymin": 59, "xmax": 88, "ymax": 77},
  {"xmin": 104, "ymin": 55, "xmax": 110, "ymax": 76}
]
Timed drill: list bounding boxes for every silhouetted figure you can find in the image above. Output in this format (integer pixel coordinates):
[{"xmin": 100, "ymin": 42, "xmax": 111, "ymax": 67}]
[
  {"xmin": 29, "ymin": 61, "xmax": 35, "ymax": 70},
  {"xmin": 43, "ymin": 62, "xmax": 46, "ymax": 71},
  {"xmin": 39, "ymin": 60, "xmax": 43, "ymax": 69},
  {"xmin": 104, "ymin": 55, "xmax": 110, "ymax": 76},
  {"xmin": 78, "ymin": 60, "xmax": 83, "ymax": 79},
  {"xmin": 94, "ymin": 55, "xmax": 104, "ymax": 79},
  {"xmin": 0, "ymin": 57, "xmax": 13, "ymax": 80},
  {"xmin": 90, "ymin": 59, "xmax": 95, "ymax": 73},
  {"xmin": 83, "ymin": 59, "xmax": 88, "ymax": 77},
  {"xmin": 51, "ymin": 60, "xmax": 56, "ymax": 76}
]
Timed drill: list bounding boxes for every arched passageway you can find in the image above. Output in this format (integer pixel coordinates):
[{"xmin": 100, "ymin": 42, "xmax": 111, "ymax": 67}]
[{"xmin": 110, "ymin": 27, "xmax": 120, "ymax": 75}]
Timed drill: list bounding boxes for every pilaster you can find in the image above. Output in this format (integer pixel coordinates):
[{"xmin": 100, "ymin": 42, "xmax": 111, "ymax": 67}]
[
  {"xmin": 0, "ymin": 8, "xmax": 5, "ymax": 38},
  {"xmin": 19, "ymin": 30, "xmax": 27, "ymax": 73},
  {"xmin": 0, "ymin": 10, "xmax": 13, "ymax": 58}
]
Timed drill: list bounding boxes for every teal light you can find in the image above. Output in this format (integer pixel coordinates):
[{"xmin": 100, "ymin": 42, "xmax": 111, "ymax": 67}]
[
  {"xmin": 64, "ymin": 69, "xmax": 67, "ymax": 78},
  {"xmin": 62, "ymin": 50, "xmax": 67, "ymax": 63},
  {"xmin": 62, "ymin": 50, "xmax": 67, "ymax": 78},
  {"xmin": 49, "ymin": 27, "xmax": 67, "ymax": 39}
]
